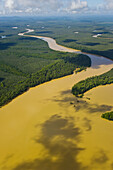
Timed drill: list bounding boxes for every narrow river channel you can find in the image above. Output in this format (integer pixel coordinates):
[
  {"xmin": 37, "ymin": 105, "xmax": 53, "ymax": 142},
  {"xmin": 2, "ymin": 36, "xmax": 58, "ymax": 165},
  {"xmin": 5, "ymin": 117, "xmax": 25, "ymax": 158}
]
[{"xmin": 0, "ymin": 30, "xmax": 113, "ymax": 169}]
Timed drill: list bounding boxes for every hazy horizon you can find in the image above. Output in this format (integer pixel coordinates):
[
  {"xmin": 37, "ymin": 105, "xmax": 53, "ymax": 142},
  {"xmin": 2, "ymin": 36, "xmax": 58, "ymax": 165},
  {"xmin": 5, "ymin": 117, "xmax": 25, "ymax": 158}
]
[{"xmin": 0, "ymin": 0, "xmax": 113, "ymax": 17}]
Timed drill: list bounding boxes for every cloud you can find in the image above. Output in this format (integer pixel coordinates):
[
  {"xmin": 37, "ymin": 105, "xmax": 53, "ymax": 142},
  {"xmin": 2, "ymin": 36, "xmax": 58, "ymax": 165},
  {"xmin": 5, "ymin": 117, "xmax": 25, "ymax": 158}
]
[
  {"xmin": 5, "ymin": 0, "xmax": 14, "ymax": 9},
  {"xmin": 2, "ymin": 0, "xmax": 113, "ymax": 16},
  {"xmin": 3, "ymin": 0, "xmax": 62, "ymax": 15},
  {"xmin": 96, "ymin": 0, "xmax": 113, "ymax": 12},
  {"xmin": 63, "ymin": 0, "xmax": 88, "ymax": 14},
  {"xmin": 70, "ymin": 0, "xmax": 87, "ymax": 10},
  {"xmin": 104, "ymin": 0, "xmax": 113, "ymax": 10},
  {"xmin": 1, "ymin": 0, "xmax": 88, "ymax": 15}
]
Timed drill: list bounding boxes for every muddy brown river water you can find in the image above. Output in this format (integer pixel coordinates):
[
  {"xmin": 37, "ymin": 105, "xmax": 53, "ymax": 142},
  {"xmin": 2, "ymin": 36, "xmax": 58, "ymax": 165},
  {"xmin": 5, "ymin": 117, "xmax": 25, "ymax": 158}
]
[{"xmin": 0, "ymin": 31, "xmax": 113, "ymax": 169}]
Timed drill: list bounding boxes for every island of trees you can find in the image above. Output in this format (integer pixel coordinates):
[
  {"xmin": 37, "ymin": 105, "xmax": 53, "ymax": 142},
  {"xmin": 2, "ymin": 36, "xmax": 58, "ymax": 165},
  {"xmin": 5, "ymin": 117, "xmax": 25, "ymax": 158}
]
[
  {"xmin": 72, "ymin": 68, "xmax": 113, "ymax": 97},
  {"xmin": 101, "ymin": 111, "xmax": 113, "ymax": 121}
]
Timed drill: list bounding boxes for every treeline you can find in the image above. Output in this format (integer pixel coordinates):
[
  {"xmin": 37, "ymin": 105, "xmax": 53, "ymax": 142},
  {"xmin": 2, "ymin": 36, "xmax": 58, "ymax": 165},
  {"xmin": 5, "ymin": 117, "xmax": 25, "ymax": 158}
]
[
  {"xmin": 72, "ymin": 68, "xmax": 113, "ymax": 97},
  {"xmin": 60, "ymin": 43, "xmax": 113, "ymax": 61},
  {"xmin": 0, "ymin": 54, "xmax": 91, "ymax": 107},
  {"xmin": 101, "ymin": 111, "xmax": 113, "ymax": 121}
]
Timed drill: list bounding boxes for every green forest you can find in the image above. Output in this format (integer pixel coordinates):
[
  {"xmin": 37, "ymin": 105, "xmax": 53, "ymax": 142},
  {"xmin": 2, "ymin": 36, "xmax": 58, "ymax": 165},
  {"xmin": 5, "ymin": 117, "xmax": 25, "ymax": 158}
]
[
  {"xmin": 1, "ymin": 16, "xmax": 113, "ymax": 107},
  {"xmin": 0, "ymin": 54, "xmax": 91, "ymax": 107},
  {"xmin": 101, "ymin": 111, "xmax": 113, "ymax": 121},
  {"xmin": 0, "ymin": 19, "xmax": 91, "ymax": 107},
  {"xmin": 29, "ymin": 16, "xmax": 113, "ymax": 61},
  {"xmin": 72, "ymin": 68, "xmax": 113, "ymax": 97}
]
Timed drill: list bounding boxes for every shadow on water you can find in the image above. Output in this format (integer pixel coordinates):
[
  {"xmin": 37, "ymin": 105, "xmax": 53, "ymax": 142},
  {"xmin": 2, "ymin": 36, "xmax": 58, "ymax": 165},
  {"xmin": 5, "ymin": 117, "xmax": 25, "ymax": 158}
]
[
  {"xmin": 60, "ymin": 89, "xmax": 71, "ymax": 95},
  {"xmin": 91, "ymin": 150, "xmax": 108, "ymax": 164},
  {"xmin": 82, "ymin": 117, "xmax": 92, "ymax": 131},
  {"xmin": 12, "ymin": 105, "xmax": 111, "ymax": 170},
  {"xmin": 13, "ymin": 115, "xmax": 89, "ymax": 170},
  {"xmin": 54, "ymin": 89, "xmax": 113, "ymax": 114}
]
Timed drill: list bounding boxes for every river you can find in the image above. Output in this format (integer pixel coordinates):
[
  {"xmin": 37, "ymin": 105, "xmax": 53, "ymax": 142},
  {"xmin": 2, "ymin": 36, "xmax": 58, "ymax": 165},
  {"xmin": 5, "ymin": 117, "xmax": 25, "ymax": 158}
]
[{"xmin": 0, "ymin": 31, "xmax": 113, "ymax": 169}]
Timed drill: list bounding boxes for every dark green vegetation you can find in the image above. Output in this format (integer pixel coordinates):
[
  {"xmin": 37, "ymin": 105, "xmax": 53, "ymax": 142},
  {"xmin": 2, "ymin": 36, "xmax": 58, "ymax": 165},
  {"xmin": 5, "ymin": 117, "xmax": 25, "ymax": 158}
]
[
  {"xmin": 29, "ymin": 15, "xmax": 113, "ymax": 61},
  {"xmin": 72, "ymin": 68, "xmax": 113, "ymax": 97},
  {"xmin": 1, "ymin": 16, "xmax": 113, "ymax": 62},
  {"xmin": 0, "ymin": 53, "xmax": 90, "ymax": 107},
  {"xmin": 1, "ymin": 16, "xmax": 113, "ymax": 107},
  {"xmin": 0, "ymin": 17, "xmax": 92, "ymax": 107},
  {"xmin": 101, "ymin": 111, "xmax": 113, "ymax": 121}
]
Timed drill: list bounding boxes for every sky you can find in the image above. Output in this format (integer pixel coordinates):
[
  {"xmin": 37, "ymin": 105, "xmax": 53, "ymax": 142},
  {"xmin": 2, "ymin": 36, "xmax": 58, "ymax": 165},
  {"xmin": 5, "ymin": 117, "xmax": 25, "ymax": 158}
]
[{"xmin": 0, "ymin": 0, "xmax": 113, "ymax": 16}]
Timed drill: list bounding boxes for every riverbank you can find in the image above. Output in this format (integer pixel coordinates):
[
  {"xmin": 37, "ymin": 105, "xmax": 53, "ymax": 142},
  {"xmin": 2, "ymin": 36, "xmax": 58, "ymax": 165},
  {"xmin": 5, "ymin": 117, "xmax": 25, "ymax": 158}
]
[
  {"xmin": 0, "ymin": 57, "xmax": 113, "ymax": 169},
  {"xmin": 0, "ymin": 30, "xmax": 113, "ymax": 169},
  {"xmin": 72, "ymin": 68, "xmax": 113, "ymax": 97},
  {"xmin": 0, "ymin": 53, "xmax": 91, "ymax": 108},
  {"xmin": 0, "ymin": 29, "xmax": 91, "ymax": 108}
]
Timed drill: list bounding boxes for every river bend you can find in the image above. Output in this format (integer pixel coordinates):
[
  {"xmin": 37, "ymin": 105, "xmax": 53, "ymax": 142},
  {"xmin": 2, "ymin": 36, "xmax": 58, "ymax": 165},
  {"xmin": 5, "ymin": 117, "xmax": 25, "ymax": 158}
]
[{"xmin": 0, "ymin": 30, "xmax": 113, "ymax": 169}]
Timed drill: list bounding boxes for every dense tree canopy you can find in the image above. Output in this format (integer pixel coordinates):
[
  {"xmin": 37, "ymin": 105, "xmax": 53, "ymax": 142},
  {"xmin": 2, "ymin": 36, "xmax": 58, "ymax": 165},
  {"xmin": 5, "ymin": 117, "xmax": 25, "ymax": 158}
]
[
  {"xmin": 102, "ymin": 111, "xmax": 113, "ymax": 121},
  {"xmin": 72, "ymin": 68, "xmax": 113, "ymax": 97}
]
